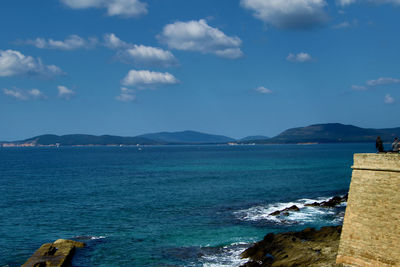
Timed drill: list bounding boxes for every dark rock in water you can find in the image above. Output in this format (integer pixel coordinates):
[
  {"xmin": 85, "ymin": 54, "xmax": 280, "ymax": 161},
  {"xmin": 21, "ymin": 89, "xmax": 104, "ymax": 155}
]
[
  {"xmin": 269, "ymin": 205, "xmax": 300, "ymax": 216},
  {"xmin": 305, "ymin": 194, "xmax": 348, "ymax": 208},
  {"xmin": 269, "ymin": 210, "xmax": 281, "ymax": 216},
  {"xmin": 285, "ymin": 205, "xmax": 300, "ymax": 212},
  {"xmin": 240, "ymin": 226, "xmax": 343, "ymax": 267},
  {"xmin": 22, "ymin": 239, "xmax": 85, "ymax": 267}
]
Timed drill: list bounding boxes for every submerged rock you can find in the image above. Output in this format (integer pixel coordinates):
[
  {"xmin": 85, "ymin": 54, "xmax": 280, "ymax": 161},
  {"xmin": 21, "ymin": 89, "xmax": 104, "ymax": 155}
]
[
  {"xmin": 240, "ymin": 226, "xmax": 343, "ymax": 267},
  {"xmin": 22, "ymin": 239, "xmax": 85, "ymax": 267}
]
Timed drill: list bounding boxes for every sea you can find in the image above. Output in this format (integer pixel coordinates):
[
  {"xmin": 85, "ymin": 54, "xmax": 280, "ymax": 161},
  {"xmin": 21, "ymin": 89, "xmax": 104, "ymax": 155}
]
[{"xmin": 0, "ymin": 143, "xmax": 376, "ymax": 266}]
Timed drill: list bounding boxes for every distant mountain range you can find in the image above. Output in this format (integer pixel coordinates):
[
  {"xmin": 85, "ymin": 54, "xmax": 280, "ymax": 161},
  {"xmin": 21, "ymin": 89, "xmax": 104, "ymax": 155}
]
[
  {"xmin": 1, "ymin": 123, "xmax": 400, "ymax": 147},
  {"xmin": 136, "ymin": 130, "xmax": 235, "ymax": 144},
  {"xmin": 1, "ymin": 131, "xmax": 235, "ymax": 147}
]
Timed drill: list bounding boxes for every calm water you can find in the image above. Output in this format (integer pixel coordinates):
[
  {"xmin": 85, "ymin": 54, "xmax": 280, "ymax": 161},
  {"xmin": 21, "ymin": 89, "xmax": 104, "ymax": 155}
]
[{"xmin": 0, "ymin": 144, "xmax": 374, "ymax": 266}]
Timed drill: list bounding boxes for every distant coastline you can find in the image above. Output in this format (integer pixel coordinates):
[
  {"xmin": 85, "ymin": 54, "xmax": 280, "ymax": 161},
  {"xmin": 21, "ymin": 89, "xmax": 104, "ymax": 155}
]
[{"xmin": 2, "ymin": 123, "xmax": 400, "ymax": 147}]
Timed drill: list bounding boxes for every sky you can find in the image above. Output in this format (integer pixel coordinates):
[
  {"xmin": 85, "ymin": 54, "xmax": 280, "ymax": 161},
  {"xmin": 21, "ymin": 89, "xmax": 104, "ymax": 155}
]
[{"xmin": 0, "ymin": 0, "xmax": 399, "ymax": 140}]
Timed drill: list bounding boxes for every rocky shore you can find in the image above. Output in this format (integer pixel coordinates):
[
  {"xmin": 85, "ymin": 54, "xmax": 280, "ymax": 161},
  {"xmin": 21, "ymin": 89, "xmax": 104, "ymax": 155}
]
[
  {"xmin": 240, "ymin": 194, "xmax": 347, "ymax": 266},
  {"xmin": 240, "ymin": 226, "xmax": 342, "ymax": 267},
  {"xmin": 268, "ymin": 194, "xmax": 348, "ymax": 217}
]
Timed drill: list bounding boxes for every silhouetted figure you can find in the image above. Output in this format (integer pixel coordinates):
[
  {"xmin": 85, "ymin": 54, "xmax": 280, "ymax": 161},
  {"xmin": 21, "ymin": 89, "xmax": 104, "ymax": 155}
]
[
  {"xmin": 392, "ymin": 137, "xmax": 399, "ymax": 152},
  {"xmin": 376, "ymin": 136, "xmax": 384, "ymax": 153}
]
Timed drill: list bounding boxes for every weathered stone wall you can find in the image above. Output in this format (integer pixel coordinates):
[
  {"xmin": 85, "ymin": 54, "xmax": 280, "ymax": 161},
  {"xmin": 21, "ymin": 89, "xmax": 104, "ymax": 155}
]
[{"xmin": 337, "ymin": 153, "xmax": 400, "ymax": 266}]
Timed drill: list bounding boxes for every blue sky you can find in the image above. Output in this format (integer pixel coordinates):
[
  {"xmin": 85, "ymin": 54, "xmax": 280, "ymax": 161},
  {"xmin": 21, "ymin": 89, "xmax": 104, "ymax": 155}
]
[{"xmin": 1, "ymin": 0, "xmax": 399, "ymax": 140}]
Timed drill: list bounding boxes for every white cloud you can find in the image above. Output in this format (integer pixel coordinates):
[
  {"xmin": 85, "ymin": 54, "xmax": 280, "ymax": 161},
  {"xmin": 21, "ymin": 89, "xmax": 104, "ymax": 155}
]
[
  {"xmin": 332, "ymin": 19, "xmax": 358, "ymax": 29},
  {"xmin": 255, "ymin": 86, "xmax": 273, "ymax": 94},
  {"xmin": 25, "ymin": 35, "xmax": 97, "ymax": 50},
  {"xmin": 286, "ymin": 52, "xmax": 312, "ymax": 62},
  {"xmin": 116, "ymin": 88, "xmax": 136, "ymax": 102},
  {"xmin": 352, "ymin": 77, "xmax": 400, "ymax": 91},
  {"xmin": 336, "ymin": 0, "xmax": 357, "ymax": 6},
  {"xmin": 240, "ymin": 0, "xmax": 329, "ymax": 30},
  {"xmin": 337, "ymin": 0, "xmax": 400, "ymax": 7},
  {"xmin": 366, "ymin": 77, "xmax": 400, "ymax": 86},
  {"xmin": 118, "ymin": 45, "xmax": 178, "ymax": 67},
  {"xmin": 371, "ymin": 0, "xmax": 400, "ymax": 4},
  {"xmin": 103, "ymin": 33, "xmax": 129, "ymax": 49},
  {"xmin": 116, "ymin": 93, "xmax": 136, "ymax": 102},
  {"xmin": 332, "ymin": 21, "xmax": 351, "ymax": 29},
  {"xmin": 28, "ymin": 89, "xmax": 46, "ymax": 99},
  {"xmin": 157, "ymin": 19, "xmax": 243, "ymax": 59},
  {"xmin": 60, "ymin": 0, "xmax": 148, "ymax": 17},
  {"xmin": 3, "ymin": 88, "xmax": 28, "ymax": 100},
  {"xmin": 57, "ymin": 85, "xmax": 75, "ymax": 99},
  {"xmin": 351, "ymin": 85, "xmax": 367, "ymax": 90},
  {"xmin": 0, "ymin": 49, "xmax": 63, "ymax": 77},
  {"xmin": 122, "ymin": 70, "xmax": 179, "ymax": 89},
  {"xmin": 3, "ymin": 88, "xmax": 46, "ymax": 100},
  {"xmin": 384, "ymin": 94, "xmax": 395, "ymax": 104},
  {"xmin": 104, "ymin": 33, "xmax": 178, "ymax": 67},
  {"xmin": 214, "ymin": 48, "xmax": 244, "ymax": 59}
]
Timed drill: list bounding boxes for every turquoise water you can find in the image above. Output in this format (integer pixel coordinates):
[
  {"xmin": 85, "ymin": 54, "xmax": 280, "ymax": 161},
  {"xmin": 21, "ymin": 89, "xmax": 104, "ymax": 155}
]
[{"xmin": 0, "ymin": 144, "xmax": 374, "ymax": 266}]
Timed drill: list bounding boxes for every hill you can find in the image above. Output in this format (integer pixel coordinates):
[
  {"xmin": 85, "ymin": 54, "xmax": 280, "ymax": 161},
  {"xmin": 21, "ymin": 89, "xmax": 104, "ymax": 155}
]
[
  {"xmin": 3, "ymin": 131, "xmax": 235, "ymax": 146},
  {"xmin": 19, "ymin": 134, "xmax": 154, "ymax": 146},
  {"xmin": 3, "ymin": 123, "xmax": 400, "ymax": 146},
  {"xmin": 137, "ymin": 130, "xmax": 235, "ymax": 144},
  {"xmin": 253, "ymin": 123, "xmax": 400, "ymax": 144}
]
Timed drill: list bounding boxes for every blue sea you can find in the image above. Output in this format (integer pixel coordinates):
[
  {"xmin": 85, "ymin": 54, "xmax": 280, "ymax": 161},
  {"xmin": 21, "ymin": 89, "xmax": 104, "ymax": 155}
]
[{"xmin": 0, "ymin": 144, "xmax": 375, "ymax": 266}]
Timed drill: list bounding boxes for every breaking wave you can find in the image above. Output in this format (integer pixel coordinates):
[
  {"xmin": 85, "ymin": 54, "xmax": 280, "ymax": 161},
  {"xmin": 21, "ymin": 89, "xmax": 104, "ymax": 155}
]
[
  {"xmin": 233, "ymin": 196, "xmax": 346, "ymax": 225},
  {"xmin": 199, "ymin": 242, "xmax": 250, "ymax": 267},
  {"xmin": 74, "ymin": 235, "xmax": 106, "ymax": 240}
]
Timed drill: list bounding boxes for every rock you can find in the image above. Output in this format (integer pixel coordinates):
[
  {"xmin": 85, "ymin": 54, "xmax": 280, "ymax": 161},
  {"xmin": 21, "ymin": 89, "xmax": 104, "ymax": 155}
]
[
  {"xmin": 304, "ymin": 202, "xmax": 320, "ymax": 207},
  {"xmin": 269, "ymin": 205, "xmax": 300, "ymax": 216},
  {"xmin": 305, "ymin": 194, "xmax": 348, "ymax": 208},
  {"xmin": 269, "ymin": 210, "xmax": 282, "ymax": 216},
  {"xmin": 22, "ymin": 239, "xmax": 85, "ymax": 267},
  {"xmin": 285, "ymin": 205, "xmax": 300, "ymax": 212},
  {"xmin": 240, "ymin": 226, "xmax": 343, "ymax": 267}
]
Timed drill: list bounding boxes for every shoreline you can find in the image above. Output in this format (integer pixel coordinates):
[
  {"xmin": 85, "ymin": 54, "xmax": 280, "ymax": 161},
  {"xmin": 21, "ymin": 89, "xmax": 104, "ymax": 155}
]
[
  {"xmin": 240, "ymin": 225, "xmax": 342, "ymax": 267},
  {"xmin": 237, "ymin": 194, "xmax": 347, "ymax": 266}
]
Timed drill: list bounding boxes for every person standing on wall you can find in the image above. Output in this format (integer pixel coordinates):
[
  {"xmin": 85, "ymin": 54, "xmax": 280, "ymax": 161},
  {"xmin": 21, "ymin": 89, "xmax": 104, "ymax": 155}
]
[
  {"xmin": 376, "ymin": 136, "xmax": 384, "ymax": 153},
  {"xmin": 392, "ymin": 137, "xmax": 399, "ymax": 153}
]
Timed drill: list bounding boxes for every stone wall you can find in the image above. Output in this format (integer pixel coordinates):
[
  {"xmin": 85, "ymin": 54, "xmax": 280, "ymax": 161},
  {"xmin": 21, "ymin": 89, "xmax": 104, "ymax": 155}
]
[{"xmin": 336, "ymin": 153, "xmax": 400, "ymax": 266}]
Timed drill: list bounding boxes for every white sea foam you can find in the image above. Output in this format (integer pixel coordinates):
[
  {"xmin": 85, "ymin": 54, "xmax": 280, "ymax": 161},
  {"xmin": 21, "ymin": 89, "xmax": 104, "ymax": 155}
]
[
  {"xmin": 90, "ymin": 235, "xmax": 106, "ymax": 240},
  {"xmin": 74, "ymin": 235, "xmax": 106, "ymax": 240},
  {"xmin": 233, "ymin": 196, "xmax": 346, "ymax": 225},
  {"xmin": 200, "ymin": 243, "xmax": 249, "ymax": 267}
]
